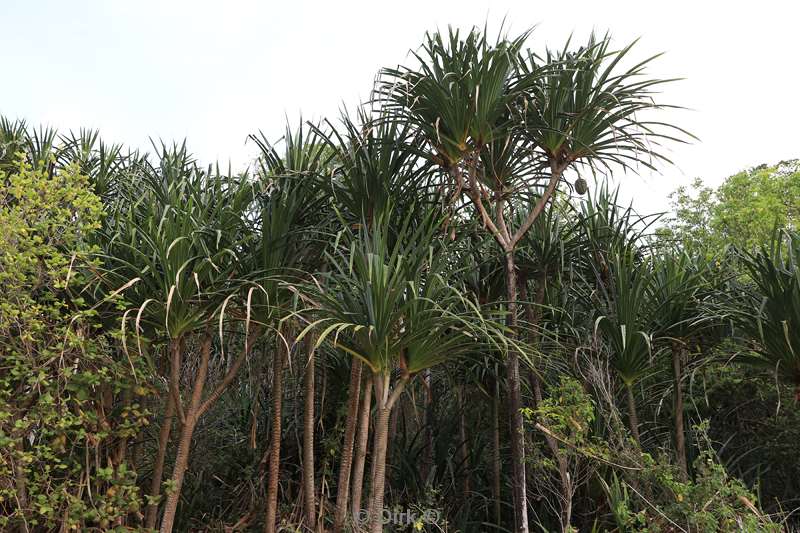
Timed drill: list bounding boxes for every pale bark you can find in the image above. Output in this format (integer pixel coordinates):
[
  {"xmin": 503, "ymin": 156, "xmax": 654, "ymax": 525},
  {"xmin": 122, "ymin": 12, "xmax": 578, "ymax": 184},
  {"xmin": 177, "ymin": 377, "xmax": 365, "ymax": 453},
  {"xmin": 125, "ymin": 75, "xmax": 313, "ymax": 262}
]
[
  {"xmin": 504, "ymin": 251, "xmax": 529, "ymax": 533},
  {"xmin": 457, "ymin": 153, "xmax": 565, "ymax": 533}
]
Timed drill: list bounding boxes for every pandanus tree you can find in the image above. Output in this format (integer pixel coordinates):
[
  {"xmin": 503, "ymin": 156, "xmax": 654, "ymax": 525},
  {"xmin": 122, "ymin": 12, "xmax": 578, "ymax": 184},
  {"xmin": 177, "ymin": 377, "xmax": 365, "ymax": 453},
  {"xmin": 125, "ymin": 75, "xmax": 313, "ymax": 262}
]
[
  {"xmin": 313, "ymin": 110, "xmax": 431, "ymax": 531},
  {"xmin": 377, "ymin": 27, "xmax": 685, "ymax": 531},
  {"xmin": 649, "ymin": 251, "xmax": 709, "ymax": 479},
  {"xmin": 592, "ymin": 252, "xmax": 657, "ymax": 444},
  {"xmin": 304, "ymin": 208, "xmax": 503, "ymax": 533},
  {"xmin": 247, "ymin": 122, "xmax": 332, "ymax": 533},
  {"xmin": 98, "ymin": 144, "xmax": 256, "ymax": 532},
  {"xmin": 735, "ymin": 232, "xmax": 800, "ymax": 403}
]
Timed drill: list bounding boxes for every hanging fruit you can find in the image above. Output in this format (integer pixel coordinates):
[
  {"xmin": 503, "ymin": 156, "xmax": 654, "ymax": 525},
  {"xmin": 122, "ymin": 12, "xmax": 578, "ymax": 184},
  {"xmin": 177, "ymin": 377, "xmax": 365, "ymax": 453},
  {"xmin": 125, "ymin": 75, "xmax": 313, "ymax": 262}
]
[{"xmin": 574, "ymin": 177, "xmax": 588, "ymax": 195}]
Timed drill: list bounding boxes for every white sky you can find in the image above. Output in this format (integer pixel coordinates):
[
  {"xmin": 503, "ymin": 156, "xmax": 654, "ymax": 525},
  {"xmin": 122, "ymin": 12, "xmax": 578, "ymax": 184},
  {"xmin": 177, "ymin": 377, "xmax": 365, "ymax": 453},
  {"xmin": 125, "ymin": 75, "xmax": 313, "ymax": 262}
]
[{"xmin": 2, "ymin": 0, "xmax": 798, "ymax": 215}]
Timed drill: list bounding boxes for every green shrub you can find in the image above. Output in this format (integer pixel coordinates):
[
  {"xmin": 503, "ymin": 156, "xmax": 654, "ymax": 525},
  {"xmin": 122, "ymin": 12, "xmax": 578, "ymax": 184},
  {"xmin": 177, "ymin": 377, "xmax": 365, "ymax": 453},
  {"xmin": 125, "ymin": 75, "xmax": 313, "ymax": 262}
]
[{"xmin": 0, "ymin": 157, "xmax": 149, "ymax": 530}]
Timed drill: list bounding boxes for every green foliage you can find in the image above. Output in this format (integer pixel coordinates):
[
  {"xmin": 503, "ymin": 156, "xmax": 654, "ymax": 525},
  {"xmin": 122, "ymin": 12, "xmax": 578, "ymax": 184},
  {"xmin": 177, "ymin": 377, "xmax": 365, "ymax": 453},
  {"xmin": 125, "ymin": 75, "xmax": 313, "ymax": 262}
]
[
  {"xmin": 2, "ymin": 23, "xmax": 799, "ymax": 533},
  {"xmin": 691, "ymin": 364, "xmax": 800, "ymax": 516},
  {"xmin": 667, "ymin": 160, "xmax": 800, "ymax": 255},
  {"xmin": 0, "ymin": 156, "xmax": 148, "ymax": 530},
  {"xmin": 604, "ymin": 423, "xmax": 781, "ymax": 532},
  {"xmin": 308, "ymin": 208, "xmax": 500, "ymax": 375},
  {"xmin": 530, "ymin": 376, "xmax": 595, "ymax": 450},
  {"xmin": 593, "ymin": 253, "xmax": 657, "ymax": 388},
  {"xmin": 734, "ymin": 231, "xmax": 800, "ymax": 392}
]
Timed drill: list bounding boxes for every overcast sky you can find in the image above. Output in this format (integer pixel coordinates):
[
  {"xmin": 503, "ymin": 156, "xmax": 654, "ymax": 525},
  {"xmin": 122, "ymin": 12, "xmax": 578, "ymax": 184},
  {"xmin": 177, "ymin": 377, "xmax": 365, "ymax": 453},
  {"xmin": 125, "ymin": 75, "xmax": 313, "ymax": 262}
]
[{"xmin": 2, "ymin": 0, "xmax": 798, "ymax": 215}]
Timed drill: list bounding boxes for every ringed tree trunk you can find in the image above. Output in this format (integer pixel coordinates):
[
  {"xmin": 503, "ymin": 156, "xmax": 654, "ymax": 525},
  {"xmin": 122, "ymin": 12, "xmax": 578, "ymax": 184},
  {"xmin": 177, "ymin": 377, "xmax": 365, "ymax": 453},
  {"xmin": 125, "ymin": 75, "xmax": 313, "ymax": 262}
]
[
  {"xmin": 350, "ymin": 375, "xmax": 372, "ymax": 522},
  {"xmin": 491, "ymin": 371, "xmax": 502, "ymax": 526},
  {"xmin": 625, "ymin": 384, "xmax": 641, "ymax": 445},
  {"xmin": 159, "ymin": 334, "xmax": 212, "ymax": 533},
  {"xmin": 146, "ymin": 337, "xmax": 183, "ymax": 529},
  {"xmin": 672, "ymin": 342, "xmax": 688, "ymax": 481},
  {"xmin": 333, "ymin": 360, "xmax": 363, "ymax": 533},
  {"xmin": 367, "ymin": 373, "xmax": 408, "ymax": 533},
  {"xmin": 504, "ymin": 250, "xmax": 529, "ymax": 533},
  {"xmin": 160, "ymin": 328, "xmax": 261, "ymax": 533},
  {"xmin": 302, "ymin": 332, "xmax": 317, "ymax": 530},
  {"xmin": 145, "ymin": 391, "xmax": 175, "ymax": 529},
  {"xmin": 264, "ymin": 332, "xmax": 290, "ymax": 533},
  {"xmin": 458, "ymin": 142, "xmax": 564, "ymax": 533},
  {"xmin": 158, "ymin": 327, "xmax": 260, "ymax": 533}
]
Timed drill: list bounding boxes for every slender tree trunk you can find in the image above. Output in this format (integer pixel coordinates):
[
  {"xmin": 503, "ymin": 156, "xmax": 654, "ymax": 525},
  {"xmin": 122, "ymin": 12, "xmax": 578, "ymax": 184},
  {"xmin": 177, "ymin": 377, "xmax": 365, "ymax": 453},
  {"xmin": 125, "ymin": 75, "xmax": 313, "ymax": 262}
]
[
  {"xmin": 421, "ymin": 368, "xmax": 435, "ymax": 484},
  {"xmin": 333, "ymin": 360, "xmax": 363, "ymax": 533},
  {"xmin": 504, "ymin": 250, "xmax": 529, "ymax": 533},
  {"xmin": 302, "ymin": 333, "xmax": 317, "ymax": 530},
  {"xmin": 148, "ymin": 337, "xmax": 185, "ymax": 528},
  {"xmin": 521, "ymin": 272, "xmax": 572, "ymax": 529},
  {"xmin": 145, "ymin": 392, "xmax": 175, "ymax": 529},
  {"xmin": 520, "ymin": 271, "xmax": 546, "ymax": 402},
  {"xmin": 626, "ymin": 384, "xmax": 641, "ymax": 445},
  {"xmin": 672, "ymin": 343, "xmax": 688, "ymax": 481},
  {"xmin": 491, "ymin": 373, "xmax": 502, "ymax": 526},
  {"xmin": 366, "ymin": 374, "xmax": 407, "ymax": 533},
  {"xmin": 159, "ymin": 334, "xmax": 212, "ymax": 533},
  {"xmin": 264, "ymin": 335, "xmax": 288, "ymax": 533},
  {"xmin": 458, "ymin": 386, "xmax": 470, "ymax": 500},
  {"xmin": 387, "ymin": 401, "xmax": 399, "ymax": 463},
  {"xmin": 367, "ymin": 403, "xmax": 390, "ymax": 533},
  {"xmin": 350, "ymin": 376, "xmax": 372, "ymax": 523}
]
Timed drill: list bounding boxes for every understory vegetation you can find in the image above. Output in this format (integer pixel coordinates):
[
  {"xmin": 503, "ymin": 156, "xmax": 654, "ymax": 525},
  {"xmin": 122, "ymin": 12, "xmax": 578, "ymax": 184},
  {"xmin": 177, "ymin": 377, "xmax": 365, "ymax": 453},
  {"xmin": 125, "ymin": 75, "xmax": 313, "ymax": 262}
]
[{"xmin": 1, "ymin": 26, "xmax": 799, "ymax": 533}]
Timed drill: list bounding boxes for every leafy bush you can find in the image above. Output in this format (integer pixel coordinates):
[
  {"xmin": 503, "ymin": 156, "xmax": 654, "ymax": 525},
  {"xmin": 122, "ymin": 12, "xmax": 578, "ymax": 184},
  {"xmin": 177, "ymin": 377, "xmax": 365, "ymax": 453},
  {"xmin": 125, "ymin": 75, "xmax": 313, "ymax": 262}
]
[{"xmin": 0, "ymin": 157, "xmax": 149, "ymax": 530}]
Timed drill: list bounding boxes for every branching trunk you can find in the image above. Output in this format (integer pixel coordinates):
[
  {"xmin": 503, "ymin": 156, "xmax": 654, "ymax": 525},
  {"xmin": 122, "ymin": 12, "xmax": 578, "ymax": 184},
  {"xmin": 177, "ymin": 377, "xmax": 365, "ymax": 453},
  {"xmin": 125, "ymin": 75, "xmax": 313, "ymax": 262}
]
[
  {"xmin": 367, "ymin": 373, "xmax": 408, "ymax": 533},
  {"xmin": 159, "ymin": 334, "xmax": 212, "ymax": 533},
  {"xmin": 672, "ymin": 342, "xmax": 688, "ymax": 481},
  {"xmin": 147, "ymin": 337, "xmax": 184, "ymax": 528},
  {"xmin": 333, "ymin": 360, "xmax": 362, "ymax": 533}
]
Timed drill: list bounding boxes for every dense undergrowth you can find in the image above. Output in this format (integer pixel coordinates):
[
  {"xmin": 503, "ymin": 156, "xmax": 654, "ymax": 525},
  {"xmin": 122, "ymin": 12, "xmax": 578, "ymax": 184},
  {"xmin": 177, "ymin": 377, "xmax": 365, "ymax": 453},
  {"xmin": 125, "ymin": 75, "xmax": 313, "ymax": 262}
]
[{"xmin": 2, "ymin": 25, "xmax": 800, "ymax": 533}]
